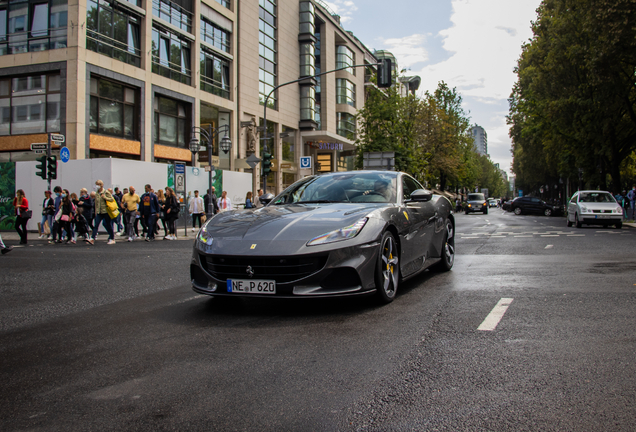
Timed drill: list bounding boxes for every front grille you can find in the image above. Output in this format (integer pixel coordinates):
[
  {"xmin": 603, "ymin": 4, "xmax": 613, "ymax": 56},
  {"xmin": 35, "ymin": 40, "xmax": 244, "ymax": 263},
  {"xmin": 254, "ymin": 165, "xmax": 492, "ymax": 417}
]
[
  {"xmin": 205, "ymin": 254, "xmax": 328, "ymax": 283},
  {"xmin": 592, "ymin": 210, "xmax": 612, "ymax": 213}
]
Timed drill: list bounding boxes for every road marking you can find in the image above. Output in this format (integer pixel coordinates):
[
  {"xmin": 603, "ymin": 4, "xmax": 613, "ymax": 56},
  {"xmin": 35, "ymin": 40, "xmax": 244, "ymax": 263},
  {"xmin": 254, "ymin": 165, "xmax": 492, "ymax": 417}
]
[
  {"xmin": 545, "ymin": 244, "xmax": 553, "ymax": 249},
  {"xmin": 540, "ymin": 235, "xmax": 559, "ymax": 237},
  {"xmin": 567, "ymin": 234, "xmax": 585, "ymax": 237},
  {"xmin": 514, "ymin": 235, "xmax": 533, "ymax": 238},
  {"xmin": 478, "ymin": 298, "xmax": 514, "ymax": 331}
]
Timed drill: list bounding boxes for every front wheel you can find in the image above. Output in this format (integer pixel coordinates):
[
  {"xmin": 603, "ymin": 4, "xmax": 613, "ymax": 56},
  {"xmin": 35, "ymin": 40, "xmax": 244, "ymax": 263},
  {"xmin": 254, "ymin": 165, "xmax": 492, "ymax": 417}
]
[
  {"xmin": 432, "ymin": 219, "xmax": 455, "ymax": 272},
  {"xmin": 544, "ymin": 208, "xmax": 552, "ymax": 216},
  {"xmin": 566, "ymin": 216, "xmax": 573, "ymax": 227},
  {"xmin": 616, "ymin": 222, "xmax": 622, "ymax": 229},
  {"xmin": 514, "ymin": 207, "xmax": 522, "ymax": 215},
  {"xmin": 483, "ymin": 209, "xmax": 488, "ymax": 215},
  {"xmin": 375, "ymin": 232, "xmax": 399, "ymax": 304},
  {"xmin": 575, "ymin": 213, "xmax": 582, "ymax": 228}
]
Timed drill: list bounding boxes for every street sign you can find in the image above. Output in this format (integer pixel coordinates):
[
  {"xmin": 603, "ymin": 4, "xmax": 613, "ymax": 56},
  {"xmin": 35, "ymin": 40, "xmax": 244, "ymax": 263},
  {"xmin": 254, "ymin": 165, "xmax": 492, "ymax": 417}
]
[
  {"xmin": 50, "ymin": 133, "xmax": 65, "ymax": 143},
  {"xmin": 300, "ymin": 156, "xmax": 312, "ymax": 169},
  {"xmin": 204, "ymin": 165, "xmax": 216, "ymax": 172},
  {"xmin": 60, "ymin": 147, "xmax": 70, "ymax": 163},
  {"xmin": 246, "ymin": 153, "xmax": 261, "ymax": 169},
  {"xmin": 31, "ymin": 143, "xmax": 48, "ymax": 151}
]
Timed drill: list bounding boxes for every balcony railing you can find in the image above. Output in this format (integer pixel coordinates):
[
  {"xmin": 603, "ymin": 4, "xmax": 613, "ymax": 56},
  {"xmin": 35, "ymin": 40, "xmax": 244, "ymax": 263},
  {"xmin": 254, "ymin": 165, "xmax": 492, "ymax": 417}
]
[
  {"xmin": 0, "ymin": 28, "xmax": 67, "ymax": 56},
  {"xmin": 152, "ymin": 56, "xmax": 191, "ymax": 85},
  {"xmin": 86, "ymin": 30, "xmax": 141, "ymax": 68}
]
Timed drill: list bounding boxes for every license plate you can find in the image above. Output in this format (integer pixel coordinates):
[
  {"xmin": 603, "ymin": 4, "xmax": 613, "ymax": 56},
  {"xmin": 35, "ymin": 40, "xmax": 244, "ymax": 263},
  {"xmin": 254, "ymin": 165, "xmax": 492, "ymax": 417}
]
[{"xmin": 227, "ymin": 279, "xmax": 276, "ymax": 294}]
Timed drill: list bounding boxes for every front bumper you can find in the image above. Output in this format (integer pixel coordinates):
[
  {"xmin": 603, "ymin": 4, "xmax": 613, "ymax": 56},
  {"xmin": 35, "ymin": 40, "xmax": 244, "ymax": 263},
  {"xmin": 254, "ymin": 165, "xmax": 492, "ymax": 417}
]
[
  {"xmin": 581, "ymin": 215, "xmax": 622, "ymax": 225},
  {"xmin": 190, "ymin": 241, "xmax": 380, "ymax": 299}
]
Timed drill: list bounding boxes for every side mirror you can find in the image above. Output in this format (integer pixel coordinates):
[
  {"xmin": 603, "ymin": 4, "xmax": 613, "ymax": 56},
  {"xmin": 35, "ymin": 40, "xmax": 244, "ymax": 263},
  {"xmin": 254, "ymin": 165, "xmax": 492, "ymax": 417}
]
[
  {"xmin": 259, "ymin": 192, "xmax": 275, "ymax": 205},
  {"xmin": 409, "ymin": 189, "xmax": 433, "ymax": 202}
]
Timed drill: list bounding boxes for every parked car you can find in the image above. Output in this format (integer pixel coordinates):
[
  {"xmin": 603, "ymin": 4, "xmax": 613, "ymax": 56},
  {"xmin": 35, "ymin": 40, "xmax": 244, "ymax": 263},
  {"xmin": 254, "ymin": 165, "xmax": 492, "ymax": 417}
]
[
  {"xmin": 465, "ymin": 193, "xmax": 488, "ymax": 214},
  {"xmin": 488, "ymin": 198, "xmax": 498, "ymax": 208},
  {"xmin": 190, "ymin": 171, "xmax": 455, "ymax": 304},
  {"xmin": 567, "ymin": 190, "xmax": 623, "ymax": 229},
  {"xmin": 510, "ymin": 196, "xmax": 556, "ymax": 216},
  {"xmin": 502, "ymin": 200, "xmax": 512, "ymax": 211}
]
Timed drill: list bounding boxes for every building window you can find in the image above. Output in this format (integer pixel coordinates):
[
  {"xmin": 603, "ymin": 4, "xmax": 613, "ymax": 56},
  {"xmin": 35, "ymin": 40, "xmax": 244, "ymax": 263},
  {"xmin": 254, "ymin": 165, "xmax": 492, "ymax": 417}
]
[
  {"xmin": 336, "ymin": 112, "xmax": 356, "ymax": 140},
  {"xmin": 200, "ymin": 49, "xmax": 230, "ymax": 99},
  {"xmin": 259, "ymin": 0, "xmax": 276, "ymax": 109},
  {"xmin": 89, "ymin": 77, "xmax": 138, "ymax": 140},
  {"xmin": 299, "ymin": 86, "xmax": 315, "ymax": 121},
  {"xmin": 86, "ymin": 0, "xmax": 141, "ymax": 67},
  {"xmin": 215, "ymin": 0, "xmax": 230, "ymax": 8},
  {"xmin": 154, "ymin": 96, "xmax": 188, "ymax": 148},
  {"xmin": 201, "ymin": 18, "xmax": 230, "ymax": 53},
  {"xmin": 259, "ymin": 118, "xmax": 275, "ymax": 157},
  {"xmin": 0, "ymin": 0, "xmax": 67, "ymax": 56},
  {"xmin": 336, "ymin": 79, "xmax": 355, "ymax": 107},
  {"xmin": 152, "ymin": 26, "xmax": 191, "ymax": 85},
  {"xmin": 314, "ymin": 22, "xmax": 322, "ymax": 129},
  {"xmin": 0, "ymin": 73, "xmax": 61, "ymax": 136},
  {"xmin": 152, "ymin": 0, "xmax": 192, "ymax": 33},
  {"xmin": 336, "ymin": 45, "xmax": 355, "ymax": 75}
]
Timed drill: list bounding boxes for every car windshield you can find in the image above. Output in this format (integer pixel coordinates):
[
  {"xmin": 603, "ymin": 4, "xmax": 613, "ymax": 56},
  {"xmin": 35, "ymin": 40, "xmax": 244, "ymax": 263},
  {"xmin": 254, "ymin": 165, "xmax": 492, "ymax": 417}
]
[
  {"xmin": 579, "ymin": 192, "xmax": 615, "ymax": 203},
  {"xmin": 468, "ymin": 194, "xmax": 485, "ymax": 201},
  {"xmin": 271, "ymin": 172, "xmax": 398, "ymax": 205}
]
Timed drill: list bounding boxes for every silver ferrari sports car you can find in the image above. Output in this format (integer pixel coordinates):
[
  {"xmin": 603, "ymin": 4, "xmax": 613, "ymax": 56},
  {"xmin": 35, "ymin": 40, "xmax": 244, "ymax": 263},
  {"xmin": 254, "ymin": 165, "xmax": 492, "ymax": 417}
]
[{"xmin": 190, "ymin": 170, "xmax": 455, "ymax": 303}]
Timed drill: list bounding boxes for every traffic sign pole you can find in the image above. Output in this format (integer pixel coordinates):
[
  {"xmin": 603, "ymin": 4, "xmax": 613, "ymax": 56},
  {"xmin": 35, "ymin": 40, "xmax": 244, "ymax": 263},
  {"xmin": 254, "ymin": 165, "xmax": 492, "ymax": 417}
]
[{"xmin": 47, "ymin": 134, "xmax": 52, "ymax": 191}]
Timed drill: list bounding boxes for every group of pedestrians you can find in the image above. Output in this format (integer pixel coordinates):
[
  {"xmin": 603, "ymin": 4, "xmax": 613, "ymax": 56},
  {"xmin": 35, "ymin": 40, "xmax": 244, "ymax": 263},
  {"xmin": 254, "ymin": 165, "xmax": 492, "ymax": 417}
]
[{"xmin": 1, "ymin": 184, "xmax": 269, "ymax": 254}]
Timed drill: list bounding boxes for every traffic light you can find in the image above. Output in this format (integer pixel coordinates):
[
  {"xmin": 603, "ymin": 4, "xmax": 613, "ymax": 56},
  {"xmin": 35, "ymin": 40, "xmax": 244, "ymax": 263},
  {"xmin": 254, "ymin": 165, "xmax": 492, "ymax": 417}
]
[
  {"xmin": 47, "ymin": 156, "xmax": 57, "ymax": 180},
  {"xmin": 35, "ymin": 155, "xmax": 47, "ymax": 180},
  {"xmin": 377, "ymin": 58, "xmax": 393, "ymax": 88},
  {"xmin": 262, "ymin": 152, "xmax": 272, "ymax": 176}
]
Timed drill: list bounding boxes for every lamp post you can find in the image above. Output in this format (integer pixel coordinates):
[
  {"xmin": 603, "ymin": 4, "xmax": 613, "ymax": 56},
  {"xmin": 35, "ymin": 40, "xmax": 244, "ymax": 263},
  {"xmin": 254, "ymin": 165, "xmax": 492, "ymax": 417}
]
[{"xmin": 189, "ymin": 124, "xmax": 231, "ymax": 217}]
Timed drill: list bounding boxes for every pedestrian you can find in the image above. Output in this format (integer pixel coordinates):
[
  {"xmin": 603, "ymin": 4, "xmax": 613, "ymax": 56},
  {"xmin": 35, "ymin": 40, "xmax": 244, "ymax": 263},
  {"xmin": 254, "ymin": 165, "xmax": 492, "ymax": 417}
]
[
  {"xmin": 12, "ymin": 189, "xmax": 30, "ymax": 245},
  {"xmin": 88, "ymin": 191, "xmax": 96, "ymax": 230},
  {"xmin": 627, "ymin": 185, "xmax": 636, "ymax": 220},
  {"xmin": 39, "ymin": 190, "xmax": 54, "ymax": 239},
  {"xmin": 0, "ymin": 232, "xmax": 12, "ymax": 254},
  {"xmin": 49, "ymin": 186, "xmax": 63, "ymax": 243},
  {"xmin": 77, "ymin": 188, "xmax": 93, "ymax": 237},
  {"xmin": 189, "ymin": 190, "xmax": 205, "ymax": 231},
  {"xmin": 59, "ymin": 189, "xmax": 76, "ymax": 244},
  {"xmin": 86, "ymin": 180, "xmax": 116, "ymax": 245},
  {"xmin": 69, "ymin": 192, "xmax": 79, "ymax": 242},
  {"xmin": 244, "ymin": 191, "xmax": 254, "ymax": 209},
  {"xmin": 164, "ymin": 187, "xmax": 180, "ymax": 240},
  {"xmin": 255, "ymin": 189, "xmax": 264, "ymax": 208},
  {"xmin": 121, "ymin": 186, "xmax": 140, "ymax": 242},
  {"xmin": 156, "ymin": 189, "xmax": 167, "ymax": 235},
  {"xmin": 108, "ymin": 188, "xmax": 124, "ymax": 235},
  {"xmin": 204, "ymin": 187, "xmax": 219, "ymax": 216},
  {"xmin": 140, "ymin": 184, "xmax": 160, "ymax": 241},
  {"xmin": 218, "ymin": 190, "xmax": 232, "ymax": 212}
]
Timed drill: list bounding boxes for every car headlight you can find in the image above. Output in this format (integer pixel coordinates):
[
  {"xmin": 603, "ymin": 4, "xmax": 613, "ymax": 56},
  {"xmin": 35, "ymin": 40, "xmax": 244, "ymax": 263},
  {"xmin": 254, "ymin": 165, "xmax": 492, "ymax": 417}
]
[
  {"xmin": 307, "ymin": 218, "xmax": 368, "ymax": 246},
  {"xmin": 579, "ymin": 205, "xmax": 588, "ymax": 212},
  {"xmin": 197, "ymin": 223, "xmax": 214, "ymax": 246},
  {"xmin": 615, "ymin": 206, "xmax": 623, "ymax": 214},
  {"xmin": 468, "ymin": 204, "xmax": 472, "ymax": 208}
]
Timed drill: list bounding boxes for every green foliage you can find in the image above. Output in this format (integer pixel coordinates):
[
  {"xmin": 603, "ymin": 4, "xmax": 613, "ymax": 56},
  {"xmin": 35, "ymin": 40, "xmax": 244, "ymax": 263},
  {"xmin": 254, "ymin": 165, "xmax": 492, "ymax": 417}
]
[
  {"xmin": 0, "ymin": 162, "xmax": 16, "ymax": 230},
  {"xmin": 509, "ymin": 0, "xmax": 636, "ymax": 193}
]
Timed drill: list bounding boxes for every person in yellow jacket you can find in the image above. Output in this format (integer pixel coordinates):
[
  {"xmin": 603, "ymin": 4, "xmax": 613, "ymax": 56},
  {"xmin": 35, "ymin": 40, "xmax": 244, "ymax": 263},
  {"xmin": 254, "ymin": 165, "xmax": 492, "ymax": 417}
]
[{"xmin": 86, "ymin": 180, "xmax": 116, "ymax": 245}]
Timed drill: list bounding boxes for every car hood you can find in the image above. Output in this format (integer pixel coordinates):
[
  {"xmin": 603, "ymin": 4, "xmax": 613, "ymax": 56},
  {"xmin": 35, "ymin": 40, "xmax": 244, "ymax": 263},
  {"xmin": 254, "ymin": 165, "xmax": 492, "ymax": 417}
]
[
  {"xmin": 203, "ymin": 203, "xmax": 382, "ymax": 243},
  {"xmin": 576, "ymin": 202, "xmax": 619, "ymax": 210}
]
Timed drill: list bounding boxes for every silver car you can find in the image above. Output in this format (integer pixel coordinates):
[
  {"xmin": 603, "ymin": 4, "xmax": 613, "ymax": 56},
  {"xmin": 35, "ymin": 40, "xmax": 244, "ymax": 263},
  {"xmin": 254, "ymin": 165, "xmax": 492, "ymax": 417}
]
[{"xmin": 567, "ymin": 190, "xmax": 623, "ymax": 229}]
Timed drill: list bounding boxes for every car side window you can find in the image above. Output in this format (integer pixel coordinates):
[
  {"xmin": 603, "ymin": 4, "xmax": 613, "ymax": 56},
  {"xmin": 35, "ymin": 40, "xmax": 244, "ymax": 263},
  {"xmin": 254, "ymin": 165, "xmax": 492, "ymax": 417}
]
[
  {"xmin": 402, "ymin": 176, "xmax": 421, "ymax": 201},
  {"xmin": 531, "ymin": 197, "xmax": 540, "ymax": 203}
]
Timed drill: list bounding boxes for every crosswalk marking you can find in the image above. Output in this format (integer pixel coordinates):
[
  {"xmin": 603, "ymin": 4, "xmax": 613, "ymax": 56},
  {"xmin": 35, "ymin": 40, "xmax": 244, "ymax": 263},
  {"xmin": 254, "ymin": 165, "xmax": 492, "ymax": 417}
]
[{"xmin": 478, "ymin": 298, "xmax": 514, "ymax": 331}]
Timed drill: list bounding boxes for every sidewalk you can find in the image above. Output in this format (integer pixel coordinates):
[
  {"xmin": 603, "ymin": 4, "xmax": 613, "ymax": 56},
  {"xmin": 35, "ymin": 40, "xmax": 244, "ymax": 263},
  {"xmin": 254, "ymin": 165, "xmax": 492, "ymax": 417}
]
[{"xmin": 0, "ymin": 230, "xmax": 196, "ymax": 242}]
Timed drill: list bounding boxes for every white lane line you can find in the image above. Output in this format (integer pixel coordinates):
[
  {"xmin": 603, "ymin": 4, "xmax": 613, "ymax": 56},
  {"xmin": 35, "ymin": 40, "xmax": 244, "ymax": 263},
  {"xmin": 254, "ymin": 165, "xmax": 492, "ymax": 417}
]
[
  {"xmin": 545, "ymin": 245, "xmax": 554, "ymax": 249},
  {"xmin": 477, "ymin": 298, "xmax": 514, "ymax": 331},
  {"xmin": 514, "ymin": 235, "xmax": 532, "ymax": 238},
  {"xmin": 567, "ymin": 234, "xmax": 585, "ymax": 237},
  {"xmin": 540, "ymin": 235, "xmax": 559, "ymax": 237}
]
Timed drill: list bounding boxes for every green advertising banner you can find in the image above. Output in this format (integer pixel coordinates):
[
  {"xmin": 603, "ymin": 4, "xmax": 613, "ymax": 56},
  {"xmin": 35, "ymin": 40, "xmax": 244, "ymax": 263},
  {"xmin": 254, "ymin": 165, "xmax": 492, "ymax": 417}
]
[{"xmin": 0, "ymin": 162, "xmax": 16, "ymax": 230}]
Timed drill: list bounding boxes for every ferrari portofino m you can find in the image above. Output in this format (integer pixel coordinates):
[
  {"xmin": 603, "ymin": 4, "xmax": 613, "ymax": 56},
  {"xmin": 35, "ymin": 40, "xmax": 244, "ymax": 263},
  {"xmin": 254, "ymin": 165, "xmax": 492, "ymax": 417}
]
[{"xmin": 190, "ymin": 171, "xmax": 455, "ymax": 303}]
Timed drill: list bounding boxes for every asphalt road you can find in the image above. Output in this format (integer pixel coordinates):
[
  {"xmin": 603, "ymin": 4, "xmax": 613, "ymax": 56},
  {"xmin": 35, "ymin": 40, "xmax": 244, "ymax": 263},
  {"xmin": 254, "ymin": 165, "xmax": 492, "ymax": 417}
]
[{"xmin": 1, "ymin": 211, "xmax": 635, "ymax": 431}]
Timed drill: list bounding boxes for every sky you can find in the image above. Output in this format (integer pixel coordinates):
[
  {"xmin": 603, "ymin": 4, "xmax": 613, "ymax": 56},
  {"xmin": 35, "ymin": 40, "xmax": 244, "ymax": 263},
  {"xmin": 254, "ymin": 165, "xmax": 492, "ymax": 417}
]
[{"xmin": 323, "ymin": 0, "xmax": 542, "ymax": 177}]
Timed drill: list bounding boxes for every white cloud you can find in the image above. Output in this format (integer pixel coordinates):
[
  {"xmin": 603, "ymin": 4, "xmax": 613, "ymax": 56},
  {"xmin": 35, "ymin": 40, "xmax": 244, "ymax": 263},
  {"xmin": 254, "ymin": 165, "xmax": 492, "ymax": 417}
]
[
  {"xmin": 376, "ymin": 34, "xmax": 429, "ymax": 69},
  {"xmin": 321, "ymin": 0, "xmax": 358, "ymax": 24}
]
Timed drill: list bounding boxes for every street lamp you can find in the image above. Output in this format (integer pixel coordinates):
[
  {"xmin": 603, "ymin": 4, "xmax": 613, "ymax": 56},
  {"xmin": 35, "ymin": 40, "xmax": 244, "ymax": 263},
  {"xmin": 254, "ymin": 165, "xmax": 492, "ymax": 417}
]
[{"xmin": 189, "ymin": 123, "xmax": 231, "ymax": 216}]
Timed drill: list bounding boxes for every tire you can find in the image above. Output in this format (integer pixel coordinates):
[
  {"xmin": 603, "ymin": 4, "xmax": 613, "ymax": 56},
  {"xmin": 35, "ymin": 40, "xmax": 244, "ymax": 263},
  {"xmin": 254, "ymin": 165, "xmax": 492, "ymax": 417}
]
[
  {"xmin": 375, "ymin": 232, "xmax": 399, "ymax": 304},
  {"xmin": 514, "ymin": 207, "xmax": 522, "ymax": 215},
  {"xmin": 483, "ymin": 209, "xmax": 488, "ymax": 215},
  {"xmin": 544, "ymin": 208, "xmax": 552, "ymax": 216},
  {"xmin": 566, "ymin": 217, "xmax": 573, "ymax": 227},
  {"xmin": 465, "ymin": 210, "xmax": 469, "ymax": 215},
  {"xmin": 432, "ymin": 219, "xmax": 455, "ymax": 272},
  {"xmin": 575, "ymin": 213, "xmax": 582, "ymax": 228},
  {"xmin": 616, "ymin": 222, "xmax": 622, "ymax": 229}
]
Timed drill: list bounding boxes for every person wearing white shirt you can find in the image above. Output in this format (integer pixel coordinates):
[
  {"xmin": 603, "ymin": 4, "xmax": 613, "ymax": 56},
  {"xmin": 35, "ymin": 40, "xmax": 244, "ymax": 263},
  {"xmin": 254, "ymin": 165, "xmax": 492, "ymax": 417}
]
[
  {"xmin": 218, "ymin": 191, "xmax": 232, "ymax": 212},
  {"xmin": 189, "ymin": 190, "xmax": 205, "ymax": 231}
]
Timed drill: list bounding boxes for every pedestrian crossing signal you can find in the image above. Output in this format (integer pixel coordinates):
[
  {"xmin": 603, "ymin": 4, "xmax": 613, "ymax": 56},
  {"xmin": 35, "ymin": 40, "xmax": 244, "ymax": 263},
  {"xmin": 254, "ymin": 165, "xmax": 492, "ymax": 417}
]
[
  {"xmin": 47, "ymin": 156, "xmax": 58, "ymax": 180},
  {"xmin": 35, "ymin": 156, "xmax": 47, "ymax": 180}
]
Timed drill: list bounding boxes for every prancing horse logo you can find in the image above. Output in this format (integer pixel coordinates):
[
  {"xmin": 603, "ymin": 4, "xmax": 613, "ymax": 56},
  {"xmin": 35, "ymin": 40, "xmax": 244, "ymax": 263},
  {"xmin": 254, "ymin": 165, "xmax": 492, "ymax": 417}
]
[{"xmin": 246, "ymin": 266, "xmax": 255, "ymax": 278}]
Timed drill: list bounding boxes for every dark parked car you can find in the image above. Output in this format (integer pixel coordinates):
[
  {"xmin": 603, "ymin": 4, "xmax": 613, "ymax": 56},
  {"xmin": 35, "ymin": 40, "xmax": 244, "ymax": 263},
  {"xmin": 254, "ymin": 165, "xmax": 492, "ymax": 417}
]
[
  {"xmin": 190, "ymin": 171, "xmax": 455, "ymax": 304},
  {"xmin": 465, "ymin": 193, "xmax": 488, "ymax": 214},
  {"xmin": 510, "ymin": 196, "xmax": 557, "ymax": 216},
  {"xmin": 502, "ymin": 200, "xmax": 512, "ymax": 211}
]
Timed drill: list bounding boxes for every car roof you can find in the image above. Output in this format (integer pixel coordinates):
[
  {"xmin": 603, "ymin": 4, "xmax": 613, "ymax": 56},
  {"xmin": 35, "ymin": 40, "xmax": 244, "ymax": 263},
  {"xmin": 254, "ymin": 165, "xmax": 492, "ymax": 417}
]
[{"xmin": 576, "ymin": 190, "xmax": 612, "ymax": 194}]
